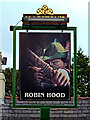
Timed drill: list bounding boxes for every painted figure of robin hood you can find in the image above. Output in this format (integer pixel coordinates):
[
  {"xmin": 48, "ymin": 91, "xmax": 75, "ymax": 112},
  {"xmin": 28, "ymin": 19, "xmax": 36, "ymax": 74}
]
[{"xmin": 28, "ymin": 41, "xmax": 70, "ymax": 93}]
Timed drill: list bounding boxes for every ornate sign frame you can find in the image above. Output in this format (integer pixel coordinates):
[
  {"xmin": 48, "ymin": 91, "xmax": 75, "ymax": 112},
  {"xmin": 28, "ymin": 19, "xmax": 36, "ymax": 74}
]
[{"xmin": 11, "ymin": 26, "xmax": 77, "ymax": 108}]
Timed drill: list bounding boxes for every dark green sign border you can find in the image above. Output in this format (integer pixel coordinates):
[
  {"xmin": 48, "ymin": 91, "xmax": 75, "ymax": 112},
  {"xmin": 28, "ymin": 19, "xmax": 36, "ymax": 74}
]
[{"xmin": 12, "ymin": 26, "xmax": 77, "ymax": 108}]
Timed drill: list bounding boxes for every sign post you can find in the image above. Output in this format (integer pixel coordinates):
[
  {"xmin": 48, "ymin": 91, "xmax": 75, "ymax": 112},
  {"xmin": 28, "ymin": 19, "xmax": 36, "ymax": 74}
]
[
  {"xmin": 40, "ymin": 107, "xmax": 50, "ymax": 120},
  {"xmin": 10, "ymin": 5, "xmax": 77, "ymax": 119}
]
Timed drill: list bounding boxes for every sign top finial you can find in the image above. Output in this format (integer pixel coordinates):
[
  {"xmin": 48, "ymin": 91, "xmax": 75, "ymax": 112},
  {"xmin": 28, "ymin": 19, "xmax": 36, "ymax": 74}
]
[{"xmin": 37, "ymin": 5, "xmax": 53, "ymax": 15}]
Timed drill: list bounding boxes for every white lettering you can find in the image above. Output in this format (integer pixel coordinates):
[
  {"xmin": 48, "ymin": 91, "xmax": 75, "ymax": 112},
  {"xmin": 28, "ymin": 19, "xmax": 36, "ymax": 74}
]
[
  {"xmin": 24, "ymin": 92, "xmax": 45, "ymax": 98},
  {"xmin": 61, "ymin": 93, "xmax": 65, "ymax": 98},
  {"xmin": 47, "ymin": 93, "xmax": 65, "ymax": 98}
]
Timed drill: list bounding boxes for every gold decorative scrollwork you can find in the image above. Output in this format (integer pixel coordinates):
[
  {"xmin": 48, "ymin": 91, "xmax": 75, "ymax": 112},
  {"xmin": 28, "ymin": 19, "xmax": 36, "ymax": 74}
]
[{"xmin": 37, "ymin": 5, "xmax": 53, "ymax": 15}]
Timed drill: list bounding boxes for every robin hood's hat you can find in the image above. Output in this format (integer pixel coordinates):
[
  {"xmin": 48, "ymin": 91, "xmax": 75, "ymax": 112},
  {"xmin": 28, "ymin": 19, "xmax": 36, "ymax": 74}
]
[{"xmin": 41, "ymin": 42, "xmax": 69, "ymax": 61}]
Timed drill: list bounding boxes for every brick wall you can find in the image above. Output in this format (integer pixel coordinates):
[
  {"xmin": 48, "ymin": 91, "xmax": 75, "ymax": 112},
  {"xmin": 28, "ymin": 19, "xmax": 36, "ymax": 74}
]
[{"xmin": 0, "ymin": 97, "xmax": 90, "ymax": 120}]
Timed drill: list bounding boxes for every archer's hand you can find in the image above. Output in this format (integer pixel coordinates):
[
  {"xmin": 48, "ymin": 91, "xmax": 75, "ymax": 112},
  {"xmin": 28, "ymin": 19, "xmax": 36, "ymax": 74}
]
[
  {"xmin": 32, "ymin": 67, "xmax": 45, "ymax": 81},
  {"xmin": 51, "ymin": 69, "xmax": 70, "ymax": 87}
]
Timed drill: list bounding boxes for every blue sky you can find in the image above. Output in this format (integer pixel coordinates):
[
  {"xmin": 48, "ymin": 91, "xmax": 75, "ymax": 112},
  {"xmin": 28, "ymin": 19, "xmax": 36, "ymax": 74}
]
[{"xmin": 0, "ymin": 0, "xmax": 89, "ymax": 69}]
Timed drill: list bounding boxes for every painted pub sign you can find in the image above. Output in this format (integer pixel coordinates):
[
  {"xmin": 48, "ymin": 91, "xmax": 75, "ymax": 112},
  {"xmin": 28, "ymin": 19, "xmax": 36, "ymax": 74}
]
[{"xmin": 19, "ymin": 5, "xmax": 70, "ymax": 101}]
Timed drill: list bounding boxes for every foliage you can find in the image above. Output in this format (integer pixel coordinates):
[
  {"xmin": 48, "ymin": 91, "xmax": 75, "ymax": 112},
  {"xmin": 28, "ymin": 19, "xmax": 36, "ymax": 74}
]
[
  {"xmin": 77, "ymin": 48, "xmax": 90, "ymax": 97},
  {"xmin": 2, "ymin": 68, "xmax": 19, "ymax": 96},
  {"xmin": 71, "ymin": 48, "xmax": 90, "ymax": 97}
]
